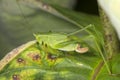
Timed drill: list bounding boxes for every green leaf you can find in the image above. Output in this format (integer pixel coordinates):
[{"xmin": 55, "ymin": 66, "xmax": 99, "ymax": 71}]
[{"xmin": 0, "ymin": 40, "xmax": 101, "ymax": 80}]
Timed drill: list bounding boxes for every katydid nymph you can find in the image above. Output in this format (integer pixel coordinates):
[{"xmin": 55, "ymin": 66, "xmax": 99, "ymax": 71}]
[
  {"xmin": 33, "ymin": 25, "xmax": 91, "ymax": 62},
  {"xmin": 34, "ymin": 33, "xmax": 89, "ymax": 54}
]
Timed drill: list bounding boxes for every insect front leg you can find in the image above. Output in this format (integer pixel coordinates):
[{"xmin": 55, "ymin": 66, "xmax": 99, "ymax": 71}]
[{"xmin": 36, "ymin": 41, "xmax": 61, "ymax": 67}]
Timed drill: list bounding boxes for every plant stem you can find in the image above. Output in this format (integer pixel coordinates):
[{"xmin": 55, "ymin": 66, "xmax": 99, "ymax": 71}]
[{"xmin": 99, "ymin": 7, "xmax": 120, "ymax": 74}]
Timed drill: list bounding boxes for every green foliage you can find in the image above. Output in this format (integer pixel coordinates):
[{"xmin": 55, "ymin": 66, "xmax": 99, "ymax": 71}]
[
  {"xmin": 0, "ymin": 34, "xmax": 100, "ymax": 80},
  {"xmin": 0, "ymin": 0, "xmax": 120, "ymax": 80}
]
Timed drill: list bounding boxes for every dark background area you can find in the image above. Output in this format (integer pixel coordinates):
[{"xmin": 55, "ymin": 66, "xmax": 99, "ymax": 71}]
[{"xmin": 75, "ymin": 0, "xmax": 98, "ymax": 15}]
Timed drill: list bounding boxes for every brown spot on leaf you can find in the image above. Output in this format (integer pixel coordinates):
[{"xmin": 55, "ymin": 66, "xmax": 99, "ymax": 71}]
[
  {"xmin": 17, "ymin": 58, "xmax": 25, "ymax": 64},
  {"xmin": 32, "ymin": 54, "xmax": 41, "ymax": 61},
  {"xmin": 12, "ymin": 74, "xmax": 20, "ymax": 80},
  {"xmin": 27, "ymin": 53, "xmax": 41, "ymax": 61},
  {"xmin": 75, "ymin": 44, "xmax": 88, "ymax": 53}
]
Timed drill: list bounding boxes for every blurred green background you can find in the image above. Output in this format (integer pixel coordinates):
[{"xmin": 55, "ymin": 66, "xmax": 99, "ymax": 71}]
[{"xmin": 0, "ymin": 0, "xmax": 98, "ymax": 59}]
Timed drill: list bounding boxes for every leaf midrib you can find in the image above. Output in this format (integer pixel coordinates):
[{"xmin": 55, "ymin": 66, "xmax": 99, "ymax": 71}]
[{"xmin": 91, "ymin": 60, "xmax": 104, "ymax": 80}]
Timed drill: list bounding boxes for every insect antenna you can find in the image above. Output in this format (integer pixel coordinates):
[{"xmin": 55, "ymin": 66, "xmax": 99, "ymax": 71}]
[{"xmin": 67, "ymin": 24, "xmax": 92, "ymax": 36}]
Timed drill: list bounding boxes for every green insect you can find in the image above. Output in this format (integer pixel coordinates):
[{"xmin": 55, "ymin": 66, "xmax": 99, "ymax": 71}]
[{"xmin": 34, "ymin": 33, "xmax": 89, "ymax": 54}]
